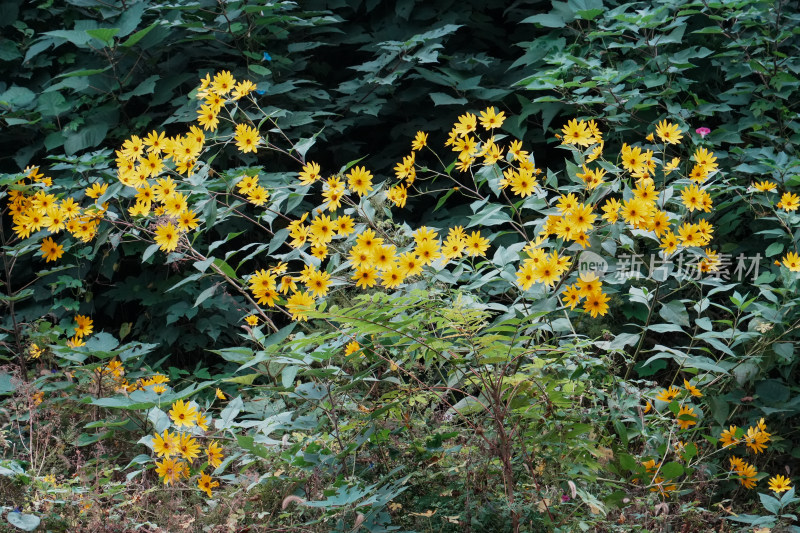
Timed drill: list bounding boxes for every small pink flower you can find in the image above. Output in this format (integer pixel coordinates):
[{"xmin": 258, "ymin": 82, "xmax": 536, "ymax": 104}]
[{"xmin": 695, "ymin": 127, "xmax": 711, "ymax": 138}]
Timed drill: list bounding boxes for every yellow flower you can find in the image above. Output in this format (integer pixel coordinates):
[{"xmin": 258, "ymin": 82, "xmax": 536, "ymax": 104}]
[
  {"xmin": 782, "ymin": 251, "xmax": 800, "ymax": 271},
  {"xmin": 67, "ymin": 336, "xmax": 85, "ymax": 348},
  {"xmin": 560, "ymin": 119, "xmax": 593, "ymax": 147},
  {"xmin": 676, "ymin": 405, "xmax": 697, "ymax": 430},
  {"xmin": 211, "ymin": 70, "xmax": 236, "ymax": 95},
  {"xmin": 414, "ymin": 239, "xmax": 441, "ymax": 265},
  {"xmin": 335, "ymin": 215, "xmax": 355, "ymax": 236},
  {"xmin": 454, "ymin": 112, "xmax": 477, "ymax": 137},
  {"xmin": 232, "ymin": 80, "xmax": 256, "ymax": 100},
  {"xmin": 345, "ymin": 341, "xmax": 360, "ymax": 356},
  {"xmin": 347, "ymin": 166, "xmax": 373, "ymax": 196},
  {"xmin": 719, "ymin": 425, "xmax": 740, "ymax": 448},
  {"xmin": 298, "ymin": 161, "xmax": 321, "ymax": 186},
  {"xmin": 197, "ymin": 105, "xmax": 219, "ymax": 131},
  {"xmin": 198, "ymin": 472, "xmax": 220, "ymax": 497},
  {"xmin": 305, "ymin": 268, "xmax": 332, "ymax": 297},
  {"xmin": 654, "ymin": 120, "xmax": 683, "ymax": 144},
  {"xmin": 207, "ymin": 441, "xmax": 224, "ymax": 468},
  {"xmin": 411, "ymin": 131, "xmax": 428, "ymax": 151},
  {"xmin": 683, "ymin": 379, "xmax": 702, "ymax": 398},
  {"xmin": 387, "ymin": 183, "xmax": 408, "ymax": 208},
  {"xmin": 398, "ymin": 252, "xmax": 422, "ymax": 278},
  {"xmin": 352, "ymin": 265, "xmax": 379, "ymax": 289},
  {"xmin": 249, "ymin": 269, "xmax": 277, "ymax": 306},
  {"xmin": 163, "ymin": 192, "xmax": 188, "ymax": 217},
  {"xmin": 662, "ymin": 157, "xmax": 680, "ymax": 175},
  {"xmin": 152, "ymin": 430, "xmax": 177, "ymax": 457},
  {"xmin": 753, "ymin": 180, "xmax": 777, "ymax": 192},
  {"xmin": 154, "ymin": 222, "xmax": 180, "ymax": 252},
  {"xmin": 381, "ymin": 263, "xmax": 404, "ymax": 288},
  {"xmin": 286, "ymin": 291, "xmax": 315, "ymax": 321},
  {"xmin": 479, "ymin": 106, "xmax": 506, "ymax": 130},
  {"xmin": 169, "ymin": 399, "xmax": 198, "ymax": 428},
  {"xmin": 677, "ymin": 222, "xmax": 702, "ymax": 248},
  {"xmin": 394, "ymin": 153, "xmax": 416, "ymax": 179},
  {"xmin": 177, "ymin": 210, "xmax": 200, "ymax": 232},
  {"xmin": 583, "ymin": 291, "xmax": 610, "ymax": 318},
  {"xmin": 768, "ymin": 475, "xmax": 791, "ymax": 494},
  {"xmin": 280, "ymin": 275, "xmax": 298, "ymax": 294},
  {"xmin": 655, "ymin": 386, "xmax": 680, "ymax": 402},
  {"xmin": 729, "ymin": 457, "xmax": 758, "ymax": 489},
  {"xmin": 561, "ymin": 284, "xmax": 582, "ymax": 310},
  {"xmin": 234, "ymin": 123, "xmax": 261, "ymax": 154},
  {"xmin": 245, "ymin": 315, "xmax": 259, "ymax": 326},
  {"xmin": 620, "ymin": 143, "xmax": 647, "ymax": 174},
  {"xmin": 309, "ymin": 214, "xmax": 336, "ymax": 247},
  {"xmin": 40, "ymin": 237, "xmax": 64, "ymax": 262},
  {"xmin": 371, "ymin": 244, "xmax": 396, "ymax": 271},
  {"xmin": 442, "ymin": 234, "xmax": 466, "ymax": 260},
  {"xmin": 85, "ymin": 182, "xmax": 108, "ymax": 199},
  {"xmin": 692, "ymin": 147, "xmax": 718, "ymax": 174},
  {"xmin": 155, "ymin": 457, "xmax": 186, "ymax": 485},
  {"xmin": 601, "ymin": 198, "xmax": 621, "ymax": 224},
  {"xmin": 620, "ymin": 197, "xmax": 651, "ymax": 228},
  {"xmin": 464, "ymin": 231, "xmax": 489, "ymax": 256},
  {"xmin": 121, "ymin": 135, "xmax": 145, "ymax": 160},
  {"xmin": 743, "ymin": 425, "xmax": 770, "ymax": 454},
  {"xmin": 215, "ymin": 388, "xmax": 226, "ymax": 400},
  {"xmin": 777, "ymin": 191, "xmax": 800, "ymax": 211},
  {"xmin": 74, "ymin": 315, "xmax": 93, "ymax": 338},
  {"xmin": 508, "ymin": 168, "xmax": 537, "ymax": 197},
  {"xmin": 178, "ymin": 433, "xmax": 201, "ymax": 461}
]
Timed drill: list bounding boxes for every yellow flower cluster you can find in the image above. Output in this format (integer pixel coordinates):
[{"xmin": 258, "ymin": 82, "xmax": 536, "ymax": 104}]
[
  {"xmin": 253, "ymin": 215, "xmax": 491, "ymax": 321},
  {"xmin": 150, "ymin": 400, "xmax": 223, "ymax": 497},
  {"xmin": 729, "ymin": 456, "xmax": 758, "ymax": 489},
  {"xmin": 749, "ymin": 184, "xmax": 800, "ymax": 270},
  {"xmin": 113, "ymin": 72, "xmax": 265, "ymax": 253},
  {"xmin": 196, "ymin": 70, "xmax": 257, "ymax": 131},
  {"xmin": 118, "ymin": 372, "xmax": 170, "ymax": 395},
  {"xmin": 718, "ymin": 418, "xmax": 771, "ymax": 454},
  {"xmin": 8, "ymin": 166, "xmax": 104, "ymax": 261},
  {"xmin": 65, "ymin": 314, "xmax": 93, "ymax": 347}
]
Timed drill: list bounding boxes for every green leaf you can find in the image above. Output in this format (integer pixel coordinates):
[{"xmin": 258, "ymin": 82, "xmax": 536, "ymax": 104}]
[
  {"xmin": 225, "ymin": 373, "xmax": 259, "ymax": 385},
  {"xmin": 281, "ymin": 366, "xmax": 299, "ymax": 389},
  {"xmin": 756, "ymin": 379, "xmax": 789, "ymax": 404},
  {"xmin": 216, "ymin": 396, "xmax": 243, "ymax": 430},
  {"xmin": 213, "ymin": 258, "xmax": 237, "ymax": 279},
  {"xmin": 660, "ymin": 462, "xmax": 684, "ymax": 479},
  {"xmin": 617, "ymin": 453, "xmax": 637, "ymax": 471},
  {"xmin": 248, "ymin": 64, "xmax": 271, "ymax": 76},
  {"xmin": 120, "ymin": 23, "xmax": 158, "ymax": 48},
  {"xmin": 659, "ymin": 300, "xmax": 690, "ymax": 327},
  {"xmin": 759, "ymin": 492, "xmax": 782, "ymax": 515},
  {"xmin": 7, "ymin": 512, "xmax": 41, "ymax": 531},
  {"xmin": 765, "ymin": 242, "xmax": 784, "ymax": 257},
  {"xmin": 57, "ymin": 67, "xmax": 111, "ymax": 78},
  {"xmin": 193, "ymin": 284, "xmax": 217, "ymax": 308},
  {"xmin": 521, "ymin": 14, "xmax": 566, "ymax": 28},
  {"xmin": 430, "ymin": 92, "xmax": 468, "ymax": 106},
  {"xmin": 0, "ymin": 86, "xmax": 36, "ymax": 109},
  {"xmin": 64, "ymin": 123, "xmax": 108, "ymax": 155},
  {"xmin": 142, "ymin": 243, "xmax": 160, "ymax": 263},
  {"xmin": 86, "ymin": 28, "xmax": 120, "ymax": 47},
  {"xmin": 121, "ymin": 75, "xmax": 159, "ymax": 100}
]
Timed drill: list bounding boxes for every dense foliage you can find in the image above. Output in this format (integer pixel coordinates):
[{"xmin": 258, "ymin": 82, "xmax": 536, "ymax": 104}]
[{"xmin": 1, "ymin": 1, "xmax": 799, "ymax": 532}]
